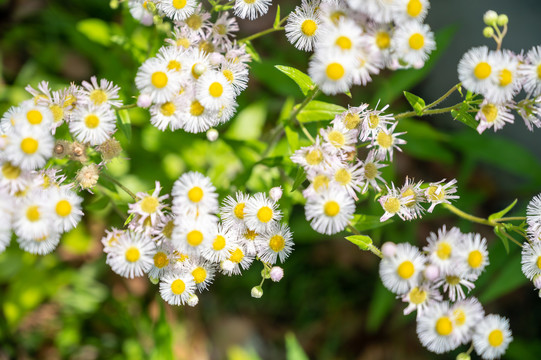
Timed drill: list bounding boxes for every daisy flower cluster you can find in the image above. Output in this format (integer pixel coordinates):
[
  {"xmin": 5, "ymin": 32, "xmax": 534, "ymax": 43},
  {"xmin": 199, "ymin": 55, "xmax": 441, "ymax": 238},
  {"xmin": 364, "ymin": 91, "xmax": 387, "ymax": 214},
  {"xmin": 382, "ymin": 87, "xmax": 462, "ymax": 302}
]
[
  {"xmin": 0, "ymin": 76, "xmax": 123, "ymax": 255},
  {"xmin": 102, "ymin": 172, "xmax": 293, "ymax": 306},
  {"xmin": 458, "ymin": 10, "xmax": 541, "ymax": 134},
  {"xmin": 133, "ymin": 3, "xmax": 253, "ymax": 133},
  {"xmin": 285, "ymin": 0, "xmax": 436, "ymax": 94},
  {"xmin": 522, "ymin": 193, "xmax": 541, "ymax": 295},
  {"xmin": 379, "ymin": 227, "xmax": 513, "ymax": 359}
]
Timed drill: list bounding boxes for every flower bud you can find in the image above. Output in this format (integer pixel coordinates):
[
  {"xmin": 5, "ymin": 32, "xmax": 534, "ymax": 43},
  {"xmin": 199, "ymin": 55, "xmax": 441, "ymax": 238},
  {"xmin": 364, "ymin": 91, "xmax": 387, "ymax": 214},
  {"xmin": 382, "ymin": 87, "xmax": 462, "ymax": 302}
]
[
  {"xmin": 483, "ymin": 10, "xmax": 498, "ymax": 26},
  {"xmin": 424, "ymin": 264, "xmax": 440, "ymax": 282},
  {"xmin": 456, "ymin": 353, "xmax": 471, "ymax": 360},
  {"xmin": 483, "ymin": 27, "xmax": 494, "ymax": 38},
  {"xmin": 206, "ymin": 128, "xmax": 219, "ymax": 142},
  {"xmin": 137, "ymin": 93, "xmax": 152, "ymax": 108},
  {"xmin": 533, "ymin": 274, "xmax": 541, "ymax": 290},
  {"xmin": 221, "ymin": 260, "xmax": 234, "ymax": 272},
  {"xmin": 381, "ymin": 242, "xmax": 397, "ymax": 257},
  {"xmin": 269, "ymin": 186, "xmax": 283, "ymax": 202},
  {"xmin": 270, "ymin": 266, "xmax": 284, "ymax": 282},
  {"xmin": 209, "ymin": 52, "xmax": 224, "ymax": 66},
  {"xmin": 193, "ymin": 63, "xmax": 207, "ymax": 77},
  {"xmin": 141, "ymin": 13, "xmax": 154, "ymax": 26},
  {"xmin": 187, "ymin": 294, "xmax": 199, "ymax": 307},
  {"xmin": 76, "ymin": 164, "xmax": 100, "ymax": 190},
  {"xmin": 149, "ymin": 276, "xmax": 159, "ymax": 285},
  {"xmin": 497, "ymin": 14, "xmax": 508, "ymax": 26},
  {"xmin": 251, "ymin": 286, "xmax": 263, "ymax": 298}
]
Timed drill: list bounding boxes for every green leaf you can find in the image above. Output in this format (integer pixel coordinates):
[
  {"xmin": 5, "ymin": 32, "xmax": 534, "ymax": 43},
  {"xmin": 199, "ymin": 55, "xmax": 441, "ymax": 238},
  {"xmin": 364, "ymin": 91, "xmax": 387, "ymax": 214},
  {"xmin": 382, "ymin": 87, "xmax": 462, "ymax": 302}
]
[
  {"xmin": 494, "ymin": 226, "xmax": 510, "ymax": 254},
  {"xmin": 345, "ymin": 234, "xmax": 373, "ymax": 250},
  {"xmin": 244, "ymin": 41, "xmax": 261, "ymax": 62},
  {"xmin": 285, "ymin": 333, "xmax": 309, "ymax": 360},
  {"xmin": 296, "ymin": 101, "xmax": 346, "ymax": 123},
  {"xmin": 275, "ymin": 65, "xmax": 315, "ymax": 96},
  {"xmin": 117, "ymin": 109, "xmax": 132, "ymax": 142},
  {"xmin": 225, "ymin": 101, "xmax": 267, "ymax": 140},
  {"xmin": 350, "ymin": 214, "xmax": 393, "ymax": 232},
  {"xmin": 403, "ymin": 91, "xmax": 426, "ymax": 115},
  {"xmin": 291, "ymin": 167, "xmax": 306, "ymax": 192},
  {"xmin": 76, "ymin": 19, "xmax": 111, "ymax": 46},
  {"xmin": 273, "ymin": 5, "xmax": 281, "ymax": 29},
  {"xmin": 489, "ymin": 199, "xmax": 518, "ymax": 221},
  {"xmin": 284, "ymin": 125, "xmax": 299, "ymax": 152},
  {"xmin": 451, "ymin": 102, "xmax": 478, "ymax": 130}
]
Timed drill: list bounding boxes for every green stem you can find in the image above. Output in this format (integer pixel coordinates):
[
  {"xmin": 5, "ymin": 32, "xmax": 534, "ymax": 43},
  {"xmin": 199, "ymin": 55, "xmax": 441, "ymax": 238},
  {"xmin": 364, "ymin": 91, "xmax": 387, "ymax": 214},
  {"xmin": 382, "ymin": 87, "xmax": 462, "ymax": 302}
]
[
  {"xmin": 443, "ymin": 203, "xmax": 496, "ymax": 226},
  {"xmin": 118, "ymin": 103, "xmax": 137, "ymax": 110},
  {"xmin": 239, "ymin": 26, "xmax": 285, "ymax": 44},
  {"xmin": 291, "ymin": 87, "xmax": 320, "ymax": 143},
  {"xmin": 499, "ymin": 227, "xmax": 523, "ymax": 247},
  {"xmin": 394, "ymin": 103, "xmax": 463, "ymax": 120},
  {"xmin": 495, "ymin": 216, "xmax": 526, "ymax": 222},
  {"xmin": 424, "ymin": 83, "xmax": 461, "ymax": 110},
  {"xmin": 346, "ymin": 225, "xmax": 383, "ymax": 258},
  {"xmin": 101, "ymin": 172, "xmax": 137, "ymax": 201}
]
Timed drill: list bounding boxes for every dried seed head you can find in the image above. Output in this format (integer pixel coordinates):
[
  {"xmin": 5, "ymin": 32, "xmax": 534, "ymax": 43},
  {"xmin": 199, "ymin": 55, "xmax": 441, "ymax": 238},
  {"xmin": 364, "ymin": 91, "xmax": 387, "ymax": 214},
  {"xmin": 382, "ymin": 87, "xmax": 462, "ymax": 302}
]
[
  {"xmin": 70, "ymin": 142, "xmax": 88, "ymax": 162},
  {"xmin": 76, "ymin": 164, "xmax": 100, "ymax": 190},
  {"xmin": 97, "ymin": 138, "xmax": 123, "ymax": 161},
  {"xmin": 53, "ymin": 140, "xmax": 71, "ymax": 158}
]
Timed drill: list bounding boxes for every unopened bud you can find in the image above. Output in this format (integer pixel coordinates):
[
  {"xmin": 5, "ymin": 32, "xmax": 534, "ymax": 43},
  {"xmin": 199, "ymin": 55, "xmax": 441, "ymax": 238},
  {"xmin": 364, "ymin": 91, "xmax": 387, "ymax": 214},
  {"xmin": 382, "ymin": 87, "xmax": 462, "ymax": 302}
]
[
  {"xmin": 221, "ymin": 260, "xmax": 234, "ymax": 272},
  {"xmin": 269, "ymin": 186, "xmax": 283, "ymax": 202},
  {"xmin": 206, "ymin": 128, "xmax": 219, "ymax": 142},
  {"xmin": 76, "ymin": 164, "xmax": 100, "ymax": 190},
  {"xmin": 497, "ymin": 14, "xmax": 508, "ymax": 26},
  {"xmin": 483, "ymin": 27, "xmax": 495, "ymax": 38},
  {"xmin": 261, "ymin": 267, "xmax": 271, "ymax": 279},
  {"xmin": 141, "ymin": 13, "xmax": 154, "ymax": 26},
  {"xmin": 381, "ymin": 242, "xmax": 397, "ymax": 257},
  {"xmin": 251, "ymin": 286, "xmax": 263, "ymax": 298},
  {"xmin": 270, "ymin": 266, "xmax": 284, "ymax": 282},
  {"xmin": 483, "ymin": 10, "xmax": 498, "ymax": 26},
  {"xmin": 533, "ymin": 274, "xmax": 541, "ymax": 290},
  {"xmin": 149, "ymin": 276, "xmax": 159, "ymax": 285},
  {"xmin": 97, "ymin": 137, "xmax": 123, "ymax": 161},
  {"xmin": 424, "ymin": 264, "xmax": 440, "ymax": 282},
  {"xmin": 137, "ymin": 93, "xmax": 152, "ymax": 108},
  {"xmin": 187, "ymin": 294, "xmax": 199, "ymax": 307},
  {"xmin": 193, "ymin": 63, "xmax": 207, "ymax": 77},
  {"xmin": 456, "ymin": 353, "xmax": 471, "ymax": 360},
  {"xmin": 209, "ymin": 52, "xmax": 224, "ymax": 66},
  {"xmin": 109, "ymin": 0, "xmax": 119, "ymax": 9}
]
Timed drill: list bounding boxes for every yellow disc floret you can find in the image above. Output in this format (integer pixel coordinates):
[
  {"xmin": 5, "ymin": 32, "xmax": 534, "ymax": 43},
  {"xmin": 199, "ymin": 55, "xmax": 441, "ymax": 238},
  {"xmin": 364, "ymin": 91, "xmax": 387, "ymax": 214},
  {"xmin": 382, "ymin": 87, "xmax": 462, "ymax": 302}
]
[
  {"xmin": 409, "ymin": 287, "xmax": 427, "ymax": 305},
  {"xmin": 257, "ymin": 206, "xmax": 273, "ymax": 223},
  {"xmin": 125, "ymin": 247, "xmax": 141, "ymax": 262},
  {"xmin": 151, "ymin": 71, "xmax": 168, "ymax": 88},
  {"xmin": 468, "ymin": 250, "xmax": 484, "ymax": 268},
  {"xmin": 173, "ymin": 0, "xmax": 186, "ymax": 9},
  {"xmin": 213, "ymin": 235, "xmax": 226, "ymax": 251},
  {"xmin": 436, "ymin": 242, "xmax": 452, "ymax": 260},
  {"xmin": 407, "ymin": 0, "xmax": 423, "ymax": 17},
  {"xmin": 55, "ymin": 200, "xmax": 72, "ymax": 217},
  {"xmin": 435, "ymin": 316, "xmax": 453, "ymax": 336},
  {"xmin": 192, "ymin": 267, "xmax": 207, "ymax": 284},
  {"xmin": 375, "ymin": 32, "xmax": 391, "ymax": 49},
  {"xmin": 335, "ymin": 36, "xmax": 352, "ymax": 50},
  {"xmin": 488, "ymin": 329, "xmax": 504, "ymax": 347},
  {"xmin": 85, "ymin": 114, "xmax": 100, "ymax": 129},
  {"xmin": 140, "ymin": 196, "xmax": 159, "ymax": 214},
  {"xmin": 301, "ymin": 19, "xmax": 317, "ymax": 36},
  {"xmin": 269, "ymin": 235, "xmax": 285, "ymax": 252},
  {"xmin": 326, "ymin": 62, "xmax": 345, "ymax": 81},
  {"xmin": 187, "ymin": 230, "xmax": 204, "ymax": 246},
  {"xmin": 383, "ymin": 197, "xmax": 400, "ymax": 214},
  {"xmin": 188, "ymin": 186, "xmax": 203, "ymax": 202},
  {"xmin": 408, "ymin": 33, "xmax": 425, "ymax": 50},
  {"xmin": 26, "ymin": 110, "xmax": 43, "ymax": 125},
  {"xmin": 474, "ymin": 62, "xmax": 492, "ymax": 80},
  {"xmin": 153, "ymin": 252, "xmax": 169, "ymax": 268},
  {"xmin": 234, "ymin": 203, "xmax": 245, "ymax": 219},
  {"xmin": 89, "ymin": 89, "xmax": 108, "ymax": 105},
  {"xmin": 324, "ymin": 200, "xmax": 340, "ymax": 217},
  {"xmin": 21, "ymin": 138, "xmax": 39, "ymax": 154},
  {"xmin": 26, "ymin": 205, "xmax": 41, "ymax": 222},
  {"xmin": 171, "ymin": 279, "xmax": 185, "ymax": 295},
  {"xmin": 209, "ymin": 82, "xmax": 224, "ymax": 97},
  {"xmin": 397, "ymin": 260, "xmax": 415, "ymax": 279}
]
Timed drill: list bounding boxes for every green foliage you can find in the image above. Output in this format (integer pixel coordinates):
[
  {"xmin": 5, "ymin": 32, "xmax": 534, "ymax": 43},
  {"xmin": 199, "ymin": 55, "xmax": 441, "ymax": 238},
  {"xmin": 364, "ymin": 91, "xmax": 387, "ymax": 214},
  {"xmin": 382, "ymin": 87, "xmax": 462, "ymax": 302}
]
[{"xmin": 275, "ymin": 65, "xmax": 315, "ymax": 96}]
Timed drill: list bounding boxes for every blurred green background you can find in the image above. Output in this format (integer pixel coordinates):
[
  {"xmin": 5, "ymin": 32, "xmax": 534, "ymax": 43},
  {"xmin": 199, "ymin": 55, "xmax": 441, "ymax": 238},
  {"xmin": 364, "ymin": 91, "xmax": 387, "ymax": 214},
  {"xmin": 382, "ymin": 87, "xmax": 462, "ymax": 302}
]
[{"xmin": 1, "ymin": 0, "xmax": 541, "ymax": 359}]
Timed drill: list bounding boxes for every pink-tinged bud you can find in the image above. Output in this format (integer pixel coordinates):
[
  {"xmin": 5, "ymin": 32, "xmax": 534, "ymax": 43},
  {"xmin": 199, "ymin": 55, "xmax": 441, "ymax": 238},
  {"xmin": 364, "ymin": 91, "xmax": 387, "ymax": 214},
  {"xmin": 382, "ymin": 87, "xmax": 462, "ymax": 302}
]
[
  {"xmin": 209, "ymin": 52, "xmax": 224, "ymax": 66},
  {"xmin": 141, "ymin": 13, "xmax": 154, "ymax": 26},
  {"xmin": 269, "ymin": 186, "xmax": 283, "ymax": 202},
  {"xmin": 206, "ymin": 128, "xmax": 219, "ymax": 142},
  {"xmin": 381, "ymin": 242, "xmax": 397, "ymax": 258},
  {"xmin": 533, "ymin": 275, "xmax": 541, "ymax": 290},
  {"xmin": 137, "ymin": 93, "xmax": 152, "ymax": 108},
  {"xmin": 270, "ymin": 266, "xmax": 284, "ymax": 282},
  {"xmin": 424, "ymin": 264, "xmax": 440, "ymax": 282}
]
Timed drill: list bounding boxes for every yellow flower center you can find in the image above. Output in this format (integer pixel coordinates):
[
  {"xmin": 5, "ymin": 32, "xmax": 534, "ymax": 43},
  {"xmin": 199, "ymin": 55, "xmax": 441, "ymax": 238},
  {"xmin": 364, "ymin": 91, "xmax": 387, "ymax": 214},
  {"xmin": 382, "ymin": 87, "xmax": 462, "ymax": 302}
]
[
  {"xmin": 368, "ymin": 114, "xmax": 380, "ymax": 129},
  {"xmin": 407, "ymin": 0, "xmax": 423, "ymax": 17},
  {"xmin": 446, "ymin": 275, "xmax": 460, "ymax": 285},
  {"xmin": 209, "ymin": 82, "xmax": 224, "ymax": 97},
  {"xmin": 305, "ymin": 149, "xmax": 323, "ymax": 165},
  {"xmin": 167, "ymin": 60, "xmax": 182, "ymax": 71},
  {"xmin": 481, "ymin": 104, "xmax": 498, "ymax": 123},
  {"xmin": 376, "ymin": 131, "xmax": 392, "ymax": 148},
  {"xmin": 397, "ymin": 260, "xmax": 415, "ymax": 279},
  {"xmin": 375, "ymin": 32, "xmax": 391, "ymax": 49},
  {"xmin": 26, "ymin": 205, "xmax": 41, "ymax": 222},
  {"xmin": 50, "ymin": 104, "xmax": 64, "ymax": 122},
  {"xmin": 162, "ymin": 220, "xmax": 174, "ymax": 239},
  {"xmin": 234, "ymin": 203, "xmax": 245, "ymax": 219},
  {"xmin": 537, "ymin": 64, "xmax": 541, "ymax": 79},
  {"xmin": 125, "ymin": 247, "xmax": 141, "ymax": 262},
  {"xmin": 257, "ymin": 206, "xmax": 273, "ymax": 223},
  {"xmin": 170, "ymin": 279, "xmax": 185, "ymax": 295},
  {"xmin": 244, "ymin": 229, "xmax": 258, "ymax": 241},
  {"xmin": 537, "ymin": 256, "xmax": 541, "ymax": 270},
  {"xmin": 2, "ymin": 162, "xmax": 21, "ymax": 180},
  {"xmin": 436, "ymin": 242, "xmax": 452, "ymax": 260},
  {"xmin": 213, "ymin": 235, "xmax": 226, "ymax": 251},
  {"xmin": 312, "ymin": 174, "xmax": 330, "ymax": 192},
  {"xmin": 190, "ymin": 101, "xmax": 205, "ymax": 116},
  {"xmin": 160, "ymin": 102, "xmax": 176, "ymax": 116},
  {"xmin": 188, "ymin": 186, "xmax": 203, "ymax": 202},
  {"xmin": 269, "ymin": 235, "xmax": 285, "ymax": 252},
  {"xmin": 55, "ymin": 200, "xmax": 72, "ymax": 217},
  {"xmin": 177, "ymin": 38, "xmax": 191, "ymax": 48},
  {"xmin": 401, "ymin": 188, "xmax": 416, "ymax": 207},
  {"xmin": 185, "ymin": 13, "xmax": 202, "ymax": 30},
  {"xmin": 85, "ymin": 114, "xmax": 100, "ymax": 129},
  {"xmin": 187, "ymin": 230, "xmax": 204, "ymax": 246},
  {"xmin": 151, "ymin": 71, "xmax": 168, "ymax": 88},
  {"xmin": 301, "ymin": 19, "xmax": 317, "ymax": 36},
  {"xmin": 323, "ymin": 200, "xmax": 340, "ymax": 217},
  {"xmin": 364, "ymin": 163, "xmax": 377, "ymax": 180},
  {"xmin": 344, "ymin": 113, "xmax": 360, "ymax": 129},
  {"xmin": 435, "ymin": 317, "xmax": 453, "ymax": 336},
  {"xmin": 409, "ymin": 287, "xmax": 427, "ymax": 305},
  {"xmin": 453, "ymin": 309, "xmax": 466, "ymax": 326},
  {"xmin": 89, "ymin": 89, "xmax": 108, "ymax": 105},
  {"xmin": 499, "ymin": 69, "xmax": 513, "ymax": 87},
  {"xmin": 192, "ymin": 267, "xmax": 207, "ymax": 284},
  {"xmin": 153, "ymin": 252, "xmax": 169, "ymax": 268},
  {"xmin": 409, "ymin": 33, "xmax": 425, "ymax": 50},
  {"xmin": 474, "ymin": 62, "xmax": 492, "ymax": 80},
  {"xmin": 21, "ymin": 138, "xmax": 39, "ymax": 154},
  {"xmin": 328, "ymin": 130, "xmax": 345, "ymax": 148},
  {"xmin": 173, "ymin": 0, "xmax": 186, "ymax": 9},
  {"xmin": 334, "ymin": 168, "xmax": 351, "ymax": 186},
  {"xmin": 426, "ymin": 186, "xmax": 445, "ymax": 201},
  {"xmin": 383, "ymin": 197, "xmax": 400, "ymax": 214},
  {"xmin": 468, "ymin": 250, "xmax": 483, "ymax": 268},
  {"xmin": 488, "ymin": 329, "xmax": 504, "ymax": 347},
  {"xmin": 140, "ymin": 196, "xmax": 159, "ymax": 213},
  {"xmin": 230, "ymin": 248, "xmax": 244, "ymax": 263},
  {"xmin": 26, "ymin": 109, "xmax": 43, "ymax": 125},
  {"xmin": 325, "ymin": 62, "xmax": 345, "ymax": 81},
  {"xmin": 335, "ymin": 36, "xmax": 352, "ymax": 50},
  {"xmin": 222, "ymin": 70, "xmax": 234, "ymax": 83}
]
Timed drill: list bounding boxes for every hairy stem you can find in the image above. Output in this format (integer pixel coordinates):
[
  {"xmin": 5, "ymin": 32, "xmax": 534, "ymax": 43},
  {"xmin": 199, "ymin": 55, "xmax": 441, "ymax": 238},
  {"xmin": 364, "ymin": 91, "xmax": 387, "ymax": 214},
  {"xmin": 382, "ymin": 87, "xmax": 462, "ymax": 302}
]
[
  {"xmin": 101, "ymin": 172, "xmax": 137, "ymax": 201},
  {"xmin": 239, "ymin": 25, "xmax": 285, "ymax": 44}
]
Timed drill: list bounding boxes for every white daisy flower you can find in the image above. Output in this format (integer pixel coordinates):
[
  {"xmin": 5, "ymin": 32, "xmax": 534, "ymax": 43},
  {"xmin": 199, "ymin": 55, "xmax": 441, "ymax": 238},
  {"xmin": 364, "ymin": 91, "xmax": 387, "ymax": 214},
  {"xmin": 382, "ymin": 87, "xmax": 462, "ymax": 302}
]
[
  {"xmin": 234, "ymin": 0, "xmax": 272, "ymax": 20},
  {"xmin": 472, "ymin": 315, "xmax": 513, "ymax": 360},
  {"xmin": 47, "ymin": 186, "xmax": 84, "ymax": 233},
  {"xmin": 106, "ymin": 231, "xmax": 156, "ymax": 279},
  {"xmin": 330, "ymin": 161, "xmax": 364, "ymax": 200},
  {"xmin": 484, "ymin": 50, "xmax": 521, "ymax": 104},
  {"xmin": 399, "ymin": 178, "xmax": 425, "ymax": 219},
  {"xmin": 521, "ymin": 241, "xmax": 541, "ymax": 281},
  {"xmin": 351, "ymin": 43, "xmax": 384, "ymax": 86},
  {"xmin": 212, "ymin": 12, "xmax": 239, "ymax": 47},
  {"xmin": 188, "ymin": 259, "xmax": 216, "ymax": 292},
  {"xmin": 392, "ymin": 0, "xmax": 430, "ymax": 23},
  {"xmin": 475, "ymin": 100, "xmax": 514, "ymax": 134},
  {"xmin": 183, "ymin": 4, "xmax": 212, "ymax": 36},
  {"xmin": 157, "ymin": 0, "xmax": 197, "ymax": 21},
  {"xmin": 364, "ymin": 25, "xmax": 395, "ymax": 67},
  {"xmin": 359, "ymin": 150, "xmax": 387, "ymax": 193},
  {"xmin": 302, "ymin": 170, "xmax": 333, "ymax": 199},
  {"xmin": 156, "ymin": 45, "xmax": 189, "ymax": 75},
  {"xmin": 451, "ymin": 297, "xmax": 485, "ymax": 345},
  {"xmin": 244, "ymin": 192, "xmax": 282, "ymax": 233},
  {"xmin": 457, "ymin": 233, "xmax": 489, "ymax": 280},
  {"xmin": 379, "ymin": 242, "xmax": 426, "ymax": 295},
  {"xmin": 305, "ymin": 185, "xmax": 355, "ymax": 235},
  {"xmin": 172, "ymin": 171, "xmax": 218, "ymax": 217},
  {"xmin": 316, "ymin": 18, "xmax": 363, "ymax": 55},
  {"xmin": 348, "ymin": 0, "xmax": 394, "ymax": 23},
  {"xmin": 180, "ymin": 97, "xmax": 220, "ymax": 133},
  {"xmin": 69, "ymin": 104, "xmax": 116, "ymax": 146},
  {"xmin": 320, "ymin": 122, "xmax": 358, "ymax": 156},
  {"xmin": 0, "ymin": 105, "xmax": 23, "ymax": 133},
  {"xmin": 159, "ymin": 268, "xmax": 197, "ymax": 306},
  {"xmin": 520, "ymin": 45, "xmax": 541, "ymax": 96},
  {"xmin": 515, "ymin": 99, "xmax": 541, "ymax": 131},
  {"xmin": 4, "ymin": 124, "xmax": 54, "ymax": 170},
  {"xmin": 166, "ymin": 26, "xmax": 201, "ymax": 49},
  {"xmin": 401, "ymin": 285, "xmax": 442, "ymax": 318},
  {"xmin": 135, "ymin": 57, "xmax": 182, "ymax": 103},
  {"xmin": 368, "ymin": 121, "xmax": 407, "ymax": 162},
  {"xmin": 221, "ymin": 243, "xmax": 254, "ymax": 276},
  {"xmin": 15, "ymin": 101, "xmax": 54, "ymax": 130},
  {"xmin": 0, "ymin": 161, "xmax": 33, "ymax": 195},
  {"xmin": 423, "ymin": 226, "xmax": 464, "ymax": 276},
  {"xmin": 285, "ymin": 0, "xmax": 321, "ymax": 52},
  {"xmin": 416, "ymin": 301, "xmax": 461, "ymax": 354},
  {"xmin": 308, "ymin": 50, "xmax": 357, "ymax": 95},
  {"xmin": 150, "ymin": 95, "xmax": 185, "ymax": 131},
  {"xmin": 148, "ymin": 241, "xmax": 175, "ymax": 280},
  {"xmin": 185, "ymin": 47, "xmax": 212, "ymax": 81},
  {"xmin": 101, "ymin": 227, "xmax": 124, "ymax": 254},
  {"xmin": 201, "ymin": 225, "xmax": 238, "ymax": 263},
  {"xmin": 527, "ymin": 193, "xmax": 541, "ymax": 229},
  {"xmin": 195, "ymin": 70, "xmax": 235, "ymax": 111},
  {"xmin": 13, "ymin": 195, "xmax": 53, "ymax": 241},
  {"xmin": 17, "ymin": 231, "xmax": 60, "ymax": 255},
  {"xmin": 290, "ymin": 137, "xmax": 332, "ymax": 173},
  {"xmin": 79, "ymin": 76, "xmax": 122, "ymax": 108},
  {"xmin": 458, "ymin": 46, "xmax": 496, "ymax": 96},
  {"xmin": 425, "ymin": 179, "xmax": 459, "ymax": 212},
  {"xmin": 172, "ymin": 216, "xmax": 217, "ymax": 257},
  {"xmin": 435, "ymin": 269, "xmax": 475, "ymax": 302},
  {"xmin": 220, "ymin": 191, "xmax": 251, "ymax": 232},
  {"xmin": 220, "ymin": 60, "xmax": 249, "ymax": 96},
  {"xmin": 392, "ymin": 22, "xmax": 436, "ymax": 67},
  {"xmin": 128, "ymin": 181, "xmax": 169, "ymax": 230},
  {"xmin": 379, "ymin": 182, "xmax": 413, "ymax": 222},
  {"xmin": 128, "ymin": 0, "xmax": 154, "ymax": 26},
  {"xmin": 255, "ymin": 223, "xmax": 293, "ymax": 264},
  {"xmin": 359, "ymin": 103, "xmax": 394, "ymax": 141},
  {"xmin": 331, "ymin": 104, "xmax": 369, "ymax": 132}
]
